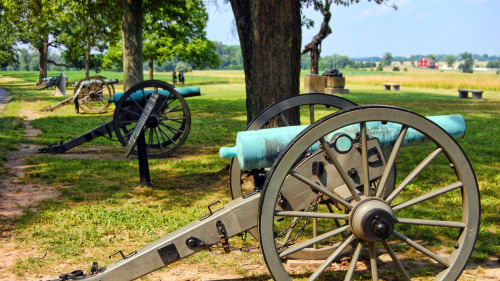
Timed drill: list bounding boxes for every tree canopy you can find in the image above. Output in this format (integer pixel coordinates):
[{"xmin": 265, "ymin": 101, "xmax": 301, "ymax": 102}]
[
  {"xmin": 2, "ymin": 0, "xmax": 68, "ymax": 82},
  {"xmin": 0, "ymin": 3, "xmax": 18, "ymax": 68},
  {"xmin": 381, "ymin": 52, "xmax": 393, "ymax": 66},
  {"xmin": 115, "ymin": 0, "xmax": 219, "ymax": 86},
  {"xmin": 459, "ymin": 52, "xmax": 474, "ymax": 73},
  {"xmin": 56, "ymin": 0, "xmax": 121, "ymax": 76},
  {"xmin": 142, "ymin": 0, "xmax": 219, "ymax": 78},
  {"xmin": 445, "ymin": 55, "xmax": 456, "ymax": 68}
]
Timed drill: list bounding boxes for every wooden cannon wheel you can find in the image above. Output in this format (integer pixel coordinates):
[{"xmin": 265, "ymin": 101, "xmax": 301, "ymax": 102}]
[
  {"xmin": 259, "ymin": 106, "xmax": 480, "ymax": 281},
  {"xmin": 113, "ymin": 80, "xmax": 191, "ymax": 158},
  {"xmin": 74, "ymin": 76, "xmax": 114, "ymax": 113}
]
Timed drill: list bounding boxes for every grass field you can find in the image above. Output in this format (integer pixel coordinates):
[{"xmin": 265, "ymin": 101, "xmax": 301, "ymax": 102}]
[{"xmin": 0, "ymin": 69, "xmax": 498, "ymax": 280}]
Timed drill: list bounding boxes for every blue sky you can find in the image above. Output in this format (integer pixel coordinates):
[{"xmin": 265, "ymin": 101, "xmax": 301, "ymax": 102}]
[{"xmin": 205, "ymin": 0, "xmax": 500, "ymax": 58}]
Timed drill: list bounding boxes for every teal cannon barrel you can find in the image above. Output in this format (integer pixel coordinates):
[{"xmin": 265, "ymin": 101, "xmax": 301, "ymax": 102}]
[
  {"xmin": 220, "ymin": 115, "xmax": 466, "ymax": 170},
  {"xmin": 109, "ymin": 86, "xmax": 201, "ymax": 104}
]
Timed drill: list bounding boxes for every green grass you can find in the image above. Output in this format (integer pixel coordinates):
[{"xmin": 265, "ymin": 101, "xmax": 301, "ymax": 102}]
[{"xmin": 0, "ymin": 69, "xmax": 498, "ymax": 280}]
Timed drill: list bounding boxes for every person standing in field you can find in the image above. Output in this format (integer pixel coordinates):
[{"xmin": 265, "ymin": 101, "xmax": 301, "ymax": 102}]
[
  {"xmin": 172, "ymin": 71, "xmax": 177, "ymax": 85},
  {"xmin": 180, "ymin": 71, "xmax": 185, "ymax": 84}
]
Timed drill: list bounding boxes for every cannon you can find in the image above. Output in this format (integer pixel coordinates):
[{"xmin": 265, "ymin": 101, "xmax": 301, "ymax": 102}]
[
  {"xmin": 48, "ymin": 95, "xmax": 479, "ymax": 281},
  {"xmin": 220, "ymin": 114, "xmax": 466, "ymax": 170},
  {"xmin": 40, "ymin": 76, "xmax": 119, "ymax": 113},
  {"xmin": 38, "ymin": 80, "xmax": 197, "ymax": 159},
  {"xmin": 40, "ymin": 76, "xmax": 118, "ymax": 113},
  {"xmin": 36, "ymin": 75, "xmax": 68, "ymax": 90}
]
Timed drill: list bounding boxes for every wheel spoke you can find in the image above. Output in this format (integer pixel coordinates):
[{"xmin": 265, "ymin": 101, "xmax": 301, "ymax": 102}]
[
  {"xmin": 156, "ymin": 125, "xmax": 168, "ymax": 145},
  {"xmin": 282, "ymin": 217, "xmax": 300, "ymax": 243},
  {"xmin": 160, "ymin": 116, "xmax": 186, "ymax": 122},
  {"xmin": 307, "ymin": 235, "xmax": 355, "ymax": 281},
  {"xmin": 154, "ymin": 128, "xmax": 165, "ymax": 152},
  {"xmin": 392, "ymin": 230, "xmax": 450, "ymax": 267},
  {"xmin": 289, "ymin": 170, "xmax": 352, "ymax": 210},
  {"xmin": 360, "ymin": 122, "xmax": 370, "ymax": 196},
  {"xmin": 129, "ymin": 89, "xmax": 145, "ymax": 110},
  {"xmin": 274, "ymin": 210, "xmax": 349, "ymax": 220},
  {"xmin": 396, "ymin": 217, "xmax": 465, "ymax": 228},
  {"xmin": 309, "ymin": 104, "xmax": 315, "ymax": 124},
  {"xmin": 165, "ymin": 103, "xmax": 182, "ymax": 113},
  {"xmin": 158, "ymin": 96, "xmax": 169, "ymax": 111},
  {"xmin": 326, "ymin": 203, "xmax": 348, "ymax": 239},
  {"xmin": 344, "ymin": 242, "xmax": 363, "ymax": 281},
  {"xmin": 122, "ymin": 107, "xmax": 142, "ymax": 117},
  {"xmin": 162, "ymin": 123, "xmax": 184, "ymax": 134},
  {"xmin": 124, "ymin": 128, "xmax": 135, "ymax": 138},
  {"xmin": 278, "ymin": 112, "xmax": 290, "ymax": 126},
  {"xmin": 161, "ymin": 118, "xmax": 184, "ymax": 125},
  {"xmin": 386, "ymin": 147, "xmax": 443, "ymax": 204},
  {"xmin": 377, "ymin": 125, "xmax": 408, "ymax": 198},
  {"xmin": 382, "ymin": 240, "xmax": 411, "ymax": 281},
  {"xmin": 118, "ymin": 120, "xmax": 134, "ymax": 126},
  {"xmin": 320, "ymin": 138, "xmax": 361, "ymax": 202},
  {"xmin": 393, "ymin": 181, "xmax": 463, "ymax": 212},
  {"xmin": 158, "ymin": 126, "xmax": 176, "ymax": 144},
  {"xmin": 368, "ymin": 242, "xmax": 378, "ymax": 281},
  {"xmin": 167, "ymin": 97, "xmax": 178, "ymax": 107},
  {"xmin": 278, "ymin": 225, "xmax": 349, "ymax": 258}
]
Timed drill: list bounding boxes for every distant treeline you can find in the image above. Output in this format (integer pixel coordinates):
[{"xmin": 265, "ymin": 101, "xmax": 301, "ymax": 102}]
[{"xmin": 2, "ymin": 41, "xmax": 499, "ymax": 72}]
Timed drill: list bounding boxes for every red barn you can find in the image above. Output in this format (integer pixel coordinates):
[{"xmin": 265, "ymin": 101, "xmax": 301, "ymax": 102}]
[{"xmin": 418, "ymin": 57, "xmax": 438, "ymax": 69}]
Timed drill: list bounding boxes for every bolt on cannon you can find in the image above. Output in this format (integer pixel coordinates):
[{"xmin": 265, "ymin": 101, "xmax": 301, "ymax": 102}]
[{"xmin": 47, "ymin": 94, "xmax": 479, "ymax": 281}]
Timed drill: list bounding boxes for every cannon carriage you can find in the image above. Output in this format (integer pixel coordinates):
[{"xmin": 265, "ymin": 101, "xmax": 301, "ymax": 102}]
[
  {"xmin": 48, "ymin": 93, "xmax": 479, "ymax": 281},
  {"xmin": 39, "ymin": 80, "xmax": 199, "ymax": 158}
]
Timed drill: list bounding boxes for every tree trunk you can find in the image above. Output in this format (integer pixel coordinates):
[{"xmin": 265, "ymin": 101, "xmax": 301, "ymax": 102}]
[
  {"xmin": 302, "ymin": 1, "xmax": 332, "ymax": 75},
  {"xmin": 85, "ymin": 0, "xmax": 91, "ymax": 78},
  {"xmin": 310, "ymin": 44, "xmax": 319, "ymax": 75},
  {"xmin": 85, "ymin": 38, "xmax": 91, "ymax": 78},
  {"xmin": 148, "ymin": 58, "xmax": 153, "ymax": 80},
  {"xmin": 230, "ymin": 0, "xmax": 302, "ymax": 126},
  {"xmin": 121, "ymin": 0, "xmax": 143, "ymax": 91},
  {"xmin": 37, "ymin": 39, "xmax": 49, "ymax": 85}
]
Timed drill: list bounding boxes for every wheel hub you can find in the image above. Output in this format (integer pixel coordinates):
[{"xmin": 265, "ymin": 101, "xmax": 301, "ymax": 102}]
[
  {"xmin": 146, "ymin": 114, "xmax": 160, "ymax": 128},
  {"xmin": 350, "ymin": 198, "xmax": 394, "ymax": 242},
  {"xmin": 89, "ymin": 91, "xmax": 99, "ymax": 100}
]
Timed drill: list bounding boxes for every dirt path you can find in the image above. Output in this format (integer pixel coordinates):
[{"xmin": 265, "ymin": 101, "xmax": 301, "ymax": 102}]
[{"xmin": 0, "ymin": 103, "xmax": 60, "ymax": 281}]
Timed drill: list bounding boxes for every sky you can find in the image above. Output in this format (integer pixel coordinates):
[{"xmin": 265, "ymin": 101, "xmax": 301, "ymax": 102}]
[{"xmin": 205, "ymin": 0, "xmax": 500, "ymax": 58}]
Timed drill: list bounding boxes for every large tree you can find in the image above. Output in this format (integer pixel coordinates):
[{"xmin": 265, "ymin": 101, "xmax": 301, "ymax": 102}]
[
  {"xmin": 229, "ymin": 0, "xmax": 302, "ymax": 125},
  {"xmin": 120, "ymin": 0, "xmax": 218, "ymax": 89},
  {"xmin": 142, "ymin": 0, "xmax": 219, "ymax": 80},
  {"xmin": 2, "ymin": 0, "xmax": 67, "ymax": 84},
  {"xmin": 3, "ymin": 0, "xmax": 121, "ymax": 80},
  {"xmin": 105, "ymin": 0, "xmax": 219, "ymax": 81}
]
